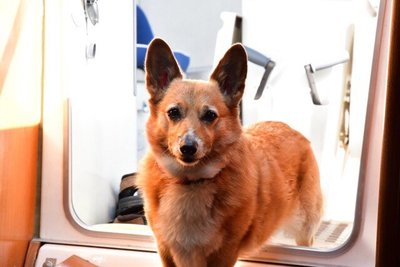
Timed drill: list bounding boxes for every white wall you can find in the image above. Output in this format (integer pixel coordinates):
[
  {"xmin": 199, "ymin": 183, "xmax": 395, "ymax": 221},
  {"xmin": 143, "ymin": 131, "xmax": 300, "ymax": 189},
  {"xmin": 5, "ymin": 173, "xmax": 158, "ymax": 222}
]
[{"xmin": 51, "ymin": 0, "xmax": 136, "ymax": 225}]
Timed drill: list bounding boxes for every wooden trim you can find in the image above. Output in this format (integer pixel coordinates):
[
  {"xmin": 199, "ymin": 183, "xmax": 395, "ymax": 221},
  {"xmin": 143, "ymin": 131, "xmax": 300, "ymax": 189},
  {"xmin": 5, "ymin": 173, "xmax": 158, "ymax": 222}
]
[
  {"xmin": 376, "ymin": 0, "xmax": 400, "ymax": 266},
  {"xmin": 0, "ymin": 125, "xmax": 39, "ymax": 267},
  {"xmin": 24, "ymin": 240, "xmax": 42, "ymax": 267}
]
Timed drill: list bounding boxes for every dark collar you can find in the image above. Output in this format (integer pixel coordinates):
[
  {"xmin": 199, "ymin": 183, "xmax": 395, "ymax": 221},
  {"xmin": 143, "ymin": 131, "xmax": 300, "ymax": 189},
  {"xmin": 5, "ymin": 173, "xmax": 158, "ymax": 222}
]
[{"xmin": 175, "ymin": 177, "xmax": 212, "ymax": 186}]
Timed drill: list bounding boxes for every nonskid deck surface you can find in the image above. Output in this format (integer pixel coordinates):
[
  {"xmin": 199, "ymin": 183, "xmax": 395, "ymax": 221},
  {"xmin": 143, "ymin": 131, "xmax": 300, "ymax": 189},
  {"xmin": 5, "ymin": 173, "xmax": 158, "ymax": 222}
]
[{"xmin": 270, "ymin": 220, "xmax": 353, "ymax": 249}]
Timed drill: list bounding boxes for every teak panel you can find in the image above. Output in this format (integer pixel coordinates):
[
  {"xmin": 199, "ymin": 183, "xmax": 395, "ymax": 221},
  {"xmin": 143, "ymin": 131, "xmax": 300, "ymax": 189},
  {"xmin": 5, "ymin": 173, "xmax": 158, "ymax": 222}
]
[{"xmin": 0, "ymin": 125, "xmax": 39, "ymax": 266}]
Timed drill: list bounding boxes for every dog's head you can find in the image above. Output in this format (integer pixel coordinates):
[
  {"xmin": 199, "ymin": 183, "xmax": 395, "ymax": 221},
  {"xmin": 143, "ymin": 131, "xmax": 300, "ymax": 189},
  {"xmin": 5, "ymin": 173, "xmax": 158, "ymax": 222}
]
[{"xmin": 144, "ymin": 38, "xmax": 247, "ymax": 177}]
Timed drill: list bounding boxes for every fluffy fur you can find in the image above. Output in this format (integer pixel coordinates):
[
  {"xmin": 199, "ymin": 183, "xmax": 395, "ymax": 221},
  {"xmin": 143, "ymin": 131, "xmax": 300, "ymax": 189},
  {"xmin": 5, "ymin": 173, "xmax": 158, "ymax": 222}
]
[{"xmin": 136, "ymin": 38, "xmax": 323, "ymax": 267}]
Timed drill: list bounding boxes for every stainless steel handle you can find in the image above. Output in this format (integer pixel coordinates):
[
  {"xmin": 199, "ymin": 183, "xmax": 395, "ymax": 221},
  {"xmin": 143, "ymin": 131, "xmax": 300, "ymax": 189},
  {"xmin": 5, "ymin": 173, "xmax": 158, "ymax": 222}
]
[
  {"xmin": 305, "ymin": 52, "xmax": 350, "ymax": 105},
  {"xmin": 244, "ymin": 46, "xmax": 276, "ymax": 100}
]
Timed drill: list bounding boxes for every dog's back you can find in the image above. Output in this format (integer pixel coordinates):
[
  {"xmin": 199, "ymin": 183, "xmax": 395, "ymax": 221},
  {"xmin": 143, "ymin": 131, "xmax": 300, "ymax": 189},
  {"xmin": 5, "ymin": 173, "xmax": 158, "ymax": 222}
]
[{"xmin": 240, "ymin": 121, "xmax": 323, "ymax": 250}]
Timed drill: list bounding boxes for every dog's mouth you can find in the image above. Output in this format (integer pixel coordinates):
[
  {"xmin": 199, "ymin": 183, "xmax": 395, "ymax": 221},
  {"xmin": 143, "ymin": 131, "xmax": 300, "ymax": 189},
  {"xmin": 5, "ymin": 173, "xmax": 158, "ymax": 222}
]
[
  {"xmin": 178, "ymin": 156, "xmax": 199, "ymax": 166},
  {"xmin": 162, "ymin": 147, "xmax": 201, "ymax": 167}
]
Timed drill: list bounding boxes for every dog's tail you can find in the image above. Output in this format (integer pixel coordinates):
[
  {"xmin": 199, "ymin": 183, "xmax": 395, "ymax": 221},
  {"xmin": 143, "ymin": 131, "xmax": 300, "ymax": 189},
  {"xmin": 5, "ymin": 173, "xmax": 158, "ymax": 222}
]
[{"xmin": 287, "ymin": 146, "xmax": 324, "ymax": 247}]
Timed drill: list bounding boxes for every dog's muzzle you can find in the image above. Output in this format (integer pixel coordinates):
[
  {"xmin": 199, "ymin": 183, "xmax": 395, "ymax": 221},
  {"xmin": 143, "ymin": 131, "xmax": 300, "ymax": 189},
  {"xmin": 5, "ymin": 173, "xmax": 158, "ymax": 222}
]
[
  {"xmin": 179, "ymin": 136, "xmax": 198, "ymax": 164},
  {"xmin": 179, "ymin": 141, "xmax": 197, "ymax": 163}
]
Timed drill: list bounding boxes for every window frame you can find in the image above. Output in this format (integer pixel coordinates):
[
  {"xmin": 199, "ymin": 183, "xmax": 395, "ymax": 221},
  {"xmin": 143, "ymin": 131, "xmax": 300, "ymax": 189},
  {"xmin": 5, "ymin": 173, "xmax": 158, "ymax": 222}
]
[{"xmin": 39, "ymin": 0, "xmax": 394, "ymax": 266}]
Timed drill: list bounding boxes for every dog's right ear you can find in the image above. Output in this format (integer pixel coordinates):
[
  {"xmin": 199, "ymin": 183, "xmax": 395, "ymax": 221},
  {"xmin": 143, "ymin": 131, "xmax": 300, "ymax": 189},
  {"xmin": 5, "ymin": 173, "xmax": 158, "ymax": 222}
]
[
  {"xmin": 210, "ymin": 43, "xmax": 247, "ymax": 108},
  {"xmin": 145, "ymin": 38, "xmax": 183, "ymax": 103}
]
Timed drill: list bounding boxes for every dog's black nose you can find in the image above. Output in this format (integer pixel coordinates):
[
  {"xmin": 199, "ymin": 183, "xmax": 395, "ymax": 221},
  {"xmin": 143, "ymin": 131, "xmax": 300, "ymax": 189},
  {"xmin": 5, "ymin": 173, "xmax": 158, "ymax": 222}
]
[{"xmin": 180, "ymin": 144, "xmax": 197, "ymax": 156}]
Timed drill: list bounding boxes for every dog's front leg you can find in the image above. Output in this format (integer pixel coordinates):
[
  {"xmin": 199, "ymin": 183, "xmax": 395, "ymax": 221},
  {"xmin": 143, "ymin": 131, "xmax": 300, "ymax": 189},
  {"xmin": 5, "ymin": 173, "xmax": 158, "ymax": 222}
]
[
  {"xmin": 157, "ymin": 242, "xmax": 177, "ymax": 267},
  {"xmin": 170, "ymin": 248, "xmax": 207, "ymax": 267},
  {"xmin": 206, "ymin": 245, "xmax": 240, "ymax": 267}
]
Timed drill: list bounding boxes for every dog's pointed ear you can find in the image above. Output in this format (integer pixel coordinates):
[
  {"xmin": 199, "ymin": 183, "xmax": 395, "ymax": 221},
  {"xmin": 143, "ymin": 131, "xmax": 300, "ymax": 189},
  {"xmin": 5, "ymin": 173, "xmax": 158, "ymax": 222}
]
[
  {"xmin": 145, "ymin": 38, "xmax": 183, "ymax": 103},
  {"xmin": 210, "ymin": 44, "xmax": 247, "ymax": 107}
]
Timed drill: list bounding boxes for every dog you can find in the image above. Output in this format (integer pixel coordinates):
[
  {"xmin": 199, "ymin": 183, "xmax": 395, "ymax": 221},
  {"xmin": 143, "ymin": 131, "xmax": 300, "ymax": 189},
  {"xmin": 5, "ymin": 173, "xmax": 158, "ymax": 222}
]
[{"xmin": 136, "ymin": 38, "xmax": 323, "ymax": 267}]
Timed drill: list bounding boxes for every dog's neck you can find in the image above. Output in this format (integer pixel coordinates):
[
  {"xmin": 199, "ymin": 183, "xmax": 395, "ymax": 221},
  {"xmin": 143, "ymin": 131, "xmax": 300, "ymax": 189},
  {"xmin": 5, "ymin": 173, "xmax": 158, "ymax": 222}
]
[
  {"xmin": 175, "ymin": 177, "xmax": 212, "ymax": 186},
  {"xmin": 155, "ymin": 154, "xmax": 225, "ymax": 185}
]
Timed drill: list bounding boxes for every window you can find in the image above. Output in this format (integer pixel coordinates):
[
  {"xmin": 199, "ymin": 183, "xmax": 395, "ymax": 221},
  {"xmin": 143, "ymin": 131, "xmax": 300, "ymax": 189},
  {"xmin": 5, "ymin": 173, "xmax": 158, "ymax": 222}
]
[{"xmin": 40, "ymin": 0, "xmax": 391, "ymax": 266}]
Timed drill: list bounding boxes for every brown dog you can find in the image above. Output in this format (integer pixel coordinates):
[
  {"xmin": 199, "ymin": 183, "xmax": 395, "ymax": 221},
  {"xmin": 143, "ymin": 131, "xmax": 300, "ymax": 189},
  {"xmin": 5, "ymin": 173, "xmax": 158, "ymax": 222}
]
[{"xmin": 136, "ymin": 38, "xmax": 323, "ymax": 267}]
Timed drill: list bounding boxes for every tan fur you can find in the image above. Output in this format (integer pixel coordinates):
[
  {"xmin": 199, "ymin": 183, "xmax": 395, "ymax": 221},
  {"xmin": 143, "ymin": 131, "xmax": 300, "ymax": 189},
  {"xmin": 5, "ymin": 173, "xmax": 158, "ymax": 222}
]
[{"xmin": 136, "ymin": 38, "xmax": 323, "ymax": 267}]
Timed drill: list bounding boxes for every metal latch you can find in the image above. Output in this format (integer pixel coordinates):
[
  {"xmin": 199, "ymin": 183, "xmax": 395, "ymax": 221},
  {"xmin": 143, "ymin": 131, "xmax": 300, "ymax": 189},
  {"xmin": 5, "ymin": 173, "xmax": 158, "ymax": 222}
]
[
  {"xmin": 244, "ymin": 46, "xmax": 276, "ymax": 100},
  {"xmin": 43, "ymin": 258, "xmax": 57, "ymax": 267},
  {"xmin": 304, "ymin": 52, "xmax": 349, "ymax": 105}
]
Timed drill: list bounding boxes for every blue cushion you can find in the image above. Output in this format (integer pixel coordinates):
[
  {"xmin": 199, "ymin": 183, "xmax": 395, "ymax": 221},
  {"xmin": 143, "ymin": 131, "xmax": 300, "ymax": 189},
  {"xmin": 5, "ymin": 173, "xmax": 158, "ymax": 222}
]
[
  {"xmin": 173, "ymin": 51, "xmax": 190, "ymax": 72},
  {"xmin": 136, "ymin": 5, "xmax": 154, "ymax": 45},
  {"xmin": 136, "ymin": 5, "xmax": 190, "ymax": 72}
]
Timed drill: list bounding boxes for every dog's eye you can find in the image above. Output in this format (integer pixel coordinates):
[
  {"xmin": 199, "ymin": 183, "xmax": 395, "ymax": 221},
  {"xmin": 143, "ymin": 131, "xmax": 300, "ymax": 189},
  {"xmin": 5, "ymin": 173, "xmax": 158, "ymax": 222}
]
[
  {"xmin": 201, "ymin": 110, "xmax": 218, "ymax": 123},
  {"xmin": 167, "ymin": 107, "xmax": 182, "ymax": 121}
]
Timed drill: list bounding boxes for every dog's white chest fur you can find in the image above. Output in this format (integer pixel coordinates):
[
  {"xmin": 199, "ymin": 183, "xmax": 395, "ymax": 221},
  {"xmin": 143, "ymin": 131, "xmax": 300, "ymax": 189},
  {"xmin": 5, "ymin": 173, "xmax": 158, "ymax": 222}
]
[{"xmin": 155, "ymin": 183, "xmax": 221, "ymax": 250}]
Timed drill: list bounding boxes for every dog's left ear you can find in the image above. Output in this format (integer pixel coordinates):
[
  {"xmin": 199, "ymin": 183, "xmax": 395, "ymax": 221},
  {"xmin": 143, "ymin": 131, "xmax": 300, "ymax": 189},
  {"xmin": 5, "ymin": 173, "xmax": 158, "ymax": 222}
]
[
  {"xmin": 210, "ymin": 44, "xmax": 247, "ymax": 107},
  {"xmin": 145, "ymin": 38, "xmax": 183, "ymax": 103}
]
